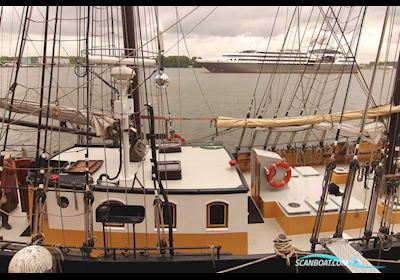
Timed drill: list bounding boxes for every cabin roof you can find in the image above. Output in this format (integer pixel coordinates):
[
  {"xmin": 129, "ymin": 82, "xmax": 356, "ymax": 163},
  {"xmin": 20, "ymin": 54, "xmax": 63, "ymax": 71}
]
[{"xmin": 52, "ymin": 145, "xmax": 247, "ymax": 193}]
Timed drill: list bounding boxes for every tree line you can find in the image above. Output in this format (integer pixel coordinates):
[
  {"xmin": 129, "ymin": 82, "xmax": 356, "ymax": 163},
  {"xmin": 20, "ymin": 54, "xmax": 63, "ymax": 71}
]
[
  {"xmin": 2, "ymin": 55, "xmax": 399, "ymax": 69},
  {"xmin": 161, "ymin": 56, "xmax": 202, "ymax": 68},
  {"xmin": 367, "ymin": 61, "xmax": 398, "ymax": 68},
  {"xmin": 1, "ymin": 55, "xmax": 202, "ymax": 68}
]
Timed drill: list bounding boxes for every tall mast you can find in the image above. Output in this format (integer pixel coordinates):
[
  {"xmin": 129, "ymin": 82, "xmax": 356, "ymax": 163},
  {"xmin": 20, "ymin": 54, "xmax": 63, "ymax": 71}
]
[
  {"xmin": 120, "ymin": 5, "xmax": 175, "ymax": 255},
  {"xmin": 378, "ymin": 39, "xmax": 400, "ymax": 235},
  {"xmin": 31, "ymin": 6, "xmax": 50, "ymax": 243},
  {"xmin": 384, "ymin": 55, "xmax": 400, "ymax": 175},
  {"xmin": 121, "ymin": 6, "xmax": 141, "ymax": 139}
]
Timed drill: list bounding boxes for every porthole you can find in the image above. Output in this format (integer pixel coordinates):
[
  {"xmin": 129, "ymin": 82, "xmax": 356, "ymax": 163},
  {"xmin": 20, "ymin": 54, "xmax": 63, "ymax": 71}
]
[{"xmin": 57, "ymin": 196, "xmax": 69, "ymax": 208}]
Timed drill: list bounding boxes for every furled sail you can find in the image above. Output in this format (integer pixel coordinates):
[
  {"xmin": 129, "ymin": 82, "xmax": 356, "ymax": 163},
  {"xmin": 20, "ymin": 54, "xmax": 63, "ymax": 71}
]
[
  {"xmin": 253, "ymin": 122, "xmax": 384, "ymax": 144},
  {"xmin": 217, "ymin": 104, "xmax": 400, "ymax": 128},
  {"xmin": 217, "ymin": 104, "xmax": 400, "ymax": 144},
  {"xmin": 0, "ymin": 98, "xmax": 116, "ymax": 139}
]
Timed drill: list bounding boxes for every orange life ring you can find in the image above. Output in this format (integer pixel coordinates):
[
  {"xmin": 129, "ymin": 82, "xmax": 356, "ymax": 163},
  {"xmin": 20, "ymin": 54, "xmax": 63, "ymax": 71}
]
[
  {"xmin": 265, "ymin": 161, "xmax": 292, "ymax": 188},
  {"xmin": 167, "ymin": 133, "xmax": 187, "ymax": 145}
]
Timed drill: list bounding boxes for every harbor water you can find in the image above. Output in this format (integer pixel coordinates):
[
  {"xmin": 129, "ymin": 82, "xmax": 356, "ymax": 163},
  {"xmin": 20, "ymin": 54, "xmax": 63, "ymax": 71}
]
[{"xmin": 0, "ymin": 66, "xmax": 395, "ymax": 155}]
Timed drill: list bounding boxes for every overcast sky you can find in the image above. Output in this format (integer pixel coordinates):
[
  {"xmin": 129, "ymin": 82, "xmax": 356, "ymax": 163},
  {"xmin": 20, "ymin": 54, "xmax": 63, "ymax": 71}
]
[
  {"xmin": 0, "ymin": 6, "xmax": 398, "ymax": 64},
  {"xmin": 158, "ymin": 6, "xmax": 400, "ymax": 63}
]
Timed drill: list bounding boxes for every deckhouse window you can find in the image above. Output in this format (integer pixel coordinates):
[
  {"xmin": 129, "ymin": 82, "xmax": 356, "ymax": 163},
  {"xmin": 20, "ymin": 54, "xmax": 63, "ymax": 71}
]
[
  {"xmin": 207, "ymin": 202, "xmax": 228, "ymax": 228},
  {"xmin": 155, "ymin": 202, "xmax": 177, "ymax": 228}
]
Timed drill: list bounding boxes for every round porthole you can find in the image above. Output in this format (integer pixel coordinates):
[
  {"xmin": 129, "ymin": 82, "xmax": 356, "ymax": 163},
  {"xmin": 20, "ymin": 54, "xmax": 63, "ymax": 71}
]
[{"xmin": 57, "ymin": 196, "xmax": 69, "ymax": 208}]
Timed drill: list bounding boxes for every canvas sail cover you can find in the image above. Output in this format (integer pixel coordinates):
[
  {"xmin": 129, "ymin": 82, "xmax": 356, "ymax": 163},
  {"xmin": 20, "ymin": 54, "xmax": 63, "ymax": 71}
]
[
  {"xmin": 217, "ymin": 104, "xmax": 400, "ymax": 144},
  {"xmin": 252, "ymin": 122, "xmax": 385, "ymax": 144},
  {"xmin": 0, "ymin": 98, "xmax": 116, "ymax": 139}
]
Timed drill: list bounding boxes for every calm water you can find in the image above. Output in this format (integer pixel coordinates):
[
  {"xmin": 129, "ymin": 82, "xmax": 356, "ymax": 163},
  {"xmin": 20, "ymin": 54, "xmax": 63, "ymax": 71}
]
[{"xmin": 0, "ymin": 66, "xmax": 395, "ymax": 155}]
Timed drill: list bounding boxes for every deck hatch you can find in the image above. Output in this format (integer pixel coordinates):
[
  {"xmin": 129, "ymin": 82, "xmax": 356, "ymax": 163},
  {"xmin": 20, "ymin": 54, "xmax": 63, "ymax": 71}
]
[{"xmin": 158, "ymin": 160, "xmax": 182, "ymax": 180}]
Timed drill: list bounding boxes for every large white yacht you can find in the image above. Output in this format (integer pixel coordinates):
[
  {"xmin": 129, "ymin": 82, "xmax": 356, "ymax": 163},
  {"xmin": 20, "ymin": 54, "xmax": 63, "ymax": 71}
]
[{"xmin": 196, "ymin": 49, "xmax": 357, "ymax": 73}]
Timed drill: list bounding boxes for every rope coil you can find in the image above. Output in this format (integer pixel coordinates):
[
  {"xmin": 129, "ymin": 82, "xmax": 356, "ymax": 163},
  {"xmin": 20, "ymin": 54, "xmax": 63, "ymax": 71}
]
[
  {"xmin": 217, "ymin": 234, "xmax": 303, "ymax": 273},
  {"xmin": 273, "ymin": 234, "xmax": 299, "ymax": 266}
]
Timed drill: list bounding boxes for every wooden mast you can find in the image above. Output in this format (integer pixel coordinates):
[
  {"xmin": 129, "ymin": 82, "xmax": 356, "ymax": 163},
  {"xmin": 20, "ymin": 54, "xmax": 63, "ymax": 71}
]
[
  {"xmin": 121, "ymin": 6, "xmax": 141, "ymax": 140},
  {"xmin": 120, "ymin": 5, "xmax": 175, "ymax": 255}
]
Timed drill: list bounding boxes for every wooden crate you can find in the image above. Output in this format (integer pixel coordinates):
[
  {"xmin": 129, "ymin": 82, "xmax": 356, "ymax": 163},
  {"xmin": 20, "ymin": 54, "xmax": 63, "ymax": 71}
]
[{"xmin": 331, "ymin": 169, "xmax": 349, "ymax": 184}]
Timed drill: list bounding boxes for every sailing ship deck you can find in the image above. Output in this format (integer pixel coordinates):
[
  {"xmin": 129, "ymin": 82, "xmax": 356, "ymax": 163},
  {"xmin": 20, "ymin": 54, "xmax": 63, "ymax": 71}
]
[
  {"xmin": 247, "ymin": 164, "xmax": 400, "ymax": 253},
  {"xmin": 3, "ymin": 163, "xmax": 399, "ymax": 255}
]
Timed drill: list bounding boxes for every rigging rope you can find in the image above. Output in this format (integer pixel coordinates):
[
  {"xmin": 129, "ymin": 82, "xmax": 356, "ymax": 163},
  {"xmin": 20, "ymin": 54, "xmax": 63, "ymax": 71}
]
[
  {"xmin": 320, "ymin": 6, "xmax": 377, "ymax": 107},
  {"xmin": 217, "ymin": 234, "xmax": 306, "ymax": 273},
  {"xmin": 295, "ymin": 7, "xmax": 346, "ymax": 118},
  {"xmin": 321, "ymin": 6, "xmax": 367, "ymax": 149},
  {"xmin": 268, "ymin": 7, "xmax": 345, "ymax": 150},
  {"xmin": 361, "ymin": 7, "xmax": 398, "ymax": 240},
  {"xmin": 250, "ymin": 6, "xmax": 281, "ymax": 115},
  {"xmin": 262, "ymin": 7, "xmax": 322, "ymax": 150},
  {"xmin": 283, "ymin": 6, "xmax": 341, "ymax": 118},
  {"xmin": 309, "ymin": 7, "xmax": 367, "ymax": 249},
  {"xmin": 1, "ymin": 7, "xmax": 31, "ymax": 153},
  {"xmin": 333, "ymin": 6, "xmax": 391, "ymax": 239},
  {"xmin": 175, "ymin": 7, "xmax": 182, "ymax": 133},
  {"xmin": 164, "ymin": 7, "xmax": 218, "ymax": 55},
  {"xmin": 43, "ymin": 7, "xmax": 59, "ymax": 153},
  {"xmin": 238, "ymin": 6, "xmax": 298, "ymax": 152},
  {"xmin": 175, "ymin": 9, "xmax": 215, "ymax": 119},
  {"xmin": 299, "ymin": 6, "xmax": 361, "ymax": 148}
]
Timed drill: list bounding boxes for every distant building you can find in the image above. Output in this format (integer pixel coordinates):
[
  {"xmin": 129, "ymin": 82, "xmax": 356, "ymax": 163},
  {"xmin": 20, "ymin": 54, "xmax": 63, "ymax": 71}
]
[
  {"xmin": 57, "ymin": 57, "xmax": 71, "ymax": 65},
  {"xmin": 20, "ymin": 57, "xmax": 35, "ymax": 65},
  {"xmin": 20, "ymin": 57, "xmax": 70, "ymax": 65}
]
